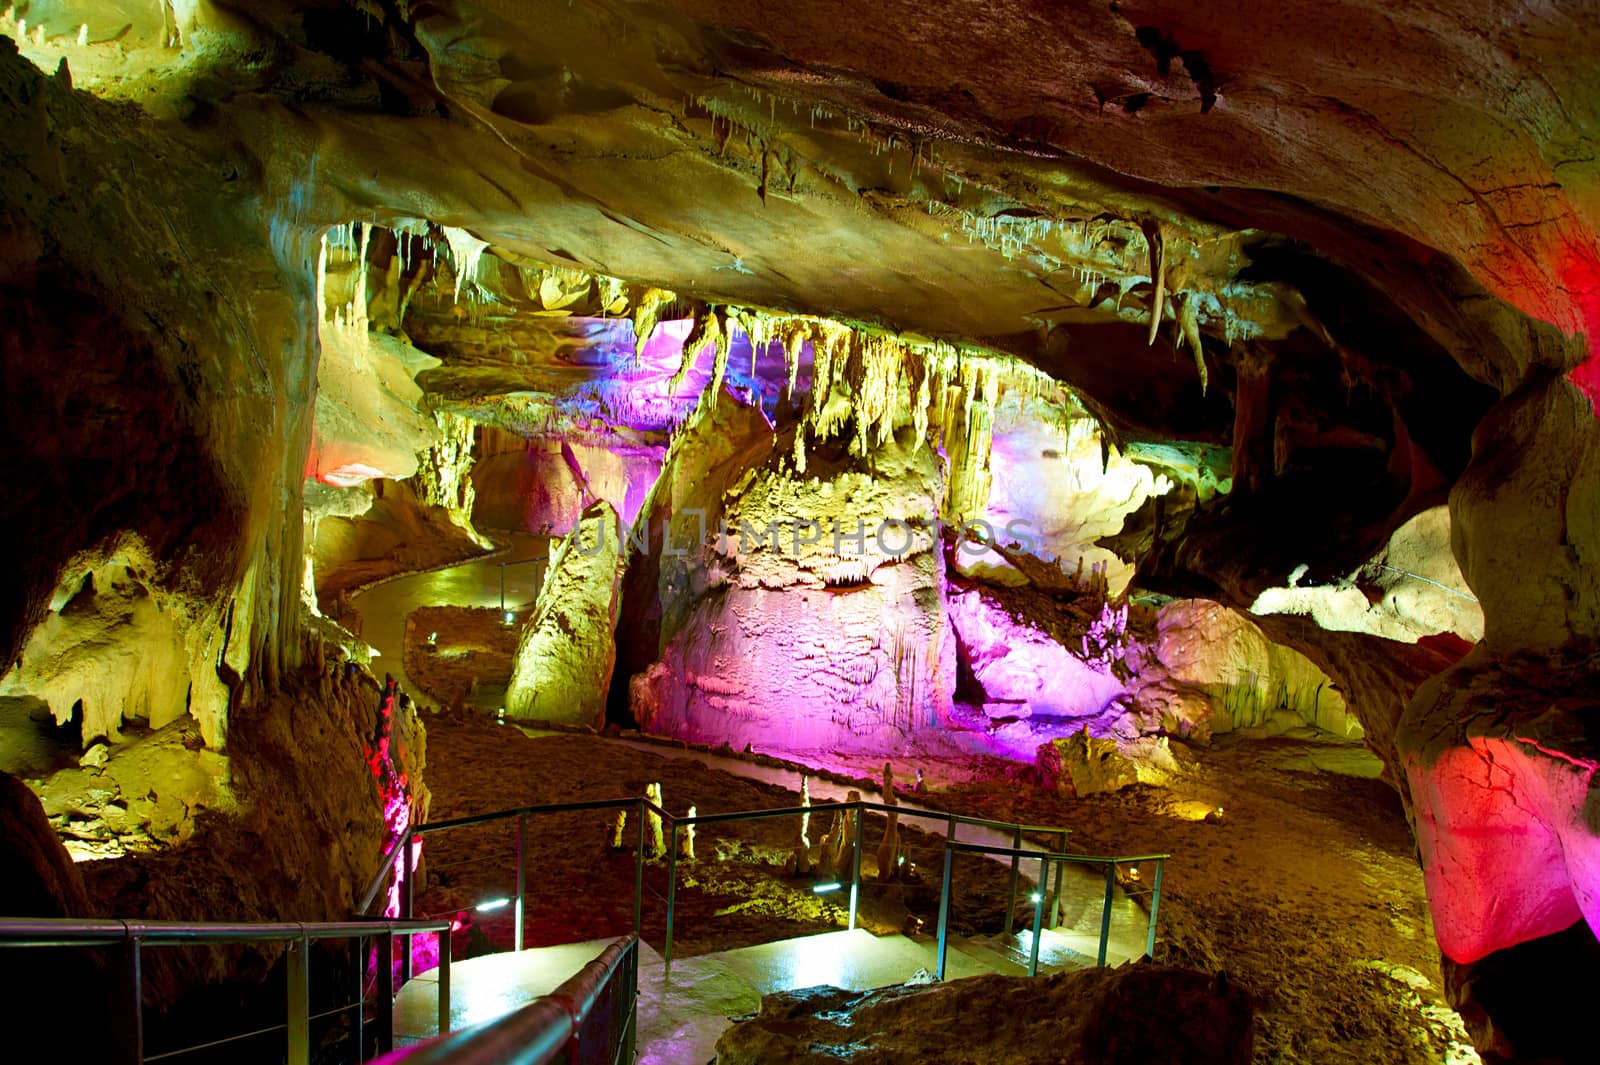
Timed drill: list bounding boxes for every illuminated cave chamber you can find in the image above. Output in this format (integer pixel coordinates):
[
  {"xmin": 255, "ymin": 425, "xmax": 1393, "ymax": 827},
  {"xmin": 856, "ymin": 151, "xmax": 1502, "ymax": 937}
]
[{"xmin": 2, "ymin": 1, "xmax": 1599, "ymax": 1062}]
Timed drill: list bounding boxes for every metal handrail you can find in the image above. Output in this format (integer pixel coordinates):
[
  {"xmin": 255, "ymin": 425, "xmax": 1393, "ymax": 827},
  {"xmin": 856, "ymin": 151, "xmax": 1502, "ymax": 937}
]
[
  {"xmin": 933, "ymin": 840, "xmax": 1171, "ymax": 979},
  {"xmin": 372, "ymin": 935, "xmax": 638, "ymax": 1065},
  {"xmin": 356, "ymin": 788, "xmax": 1152, "ymax": 976},
  {"xmin": 496, "ymin": 553, "xmax": 548, "ymax": 613},
  {"xmin": 0, "ymin": 916, "xmax": 453, "ymax": 1065},
  {"xmin": 0, "ymin": 916, "xmax": 449, "ymax": 945}
]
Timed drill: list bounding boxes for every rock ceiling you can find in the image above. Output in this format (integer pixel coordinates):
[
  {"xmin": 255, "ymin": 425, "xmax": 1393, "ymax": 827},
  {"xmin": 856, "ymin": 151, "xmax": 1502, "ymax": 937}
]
[
  {"xmin": 5, "ymin": 0, "xmax": 1593, "ymax": 649},
  {"xmin": 9, "ymin": 0, "xmax": 1592, "ymax": 698},
  {"xmin": 22, "ymin": 1, "xmax": 1598, "ymax": 394}
]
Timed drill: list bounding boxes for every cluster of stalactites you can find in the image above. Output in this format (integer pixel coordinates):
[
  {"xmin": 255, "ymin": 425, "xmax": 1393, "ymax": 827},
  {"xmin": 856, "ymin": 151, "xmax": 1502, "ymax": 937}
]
[
  {"xmin": 316, "ymin": 222, "xmax": 373, "ymax": 354},
  {"xmin": 368, "ymin": 218, "xmax": 1065, "ymax": 526},
  {"xmin": 645, "ymin": 298, "xmax": 1054, "ymax": 522}
]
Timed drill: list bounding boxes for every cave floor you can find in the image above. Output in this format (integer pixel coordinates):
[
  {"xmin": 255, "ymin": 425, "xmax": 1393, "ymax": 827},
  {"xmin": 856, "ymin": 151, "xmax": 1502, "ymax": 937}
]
[{"xmin": 416, "ymin": 711, "xmax": 1478, "ymax": 1065}]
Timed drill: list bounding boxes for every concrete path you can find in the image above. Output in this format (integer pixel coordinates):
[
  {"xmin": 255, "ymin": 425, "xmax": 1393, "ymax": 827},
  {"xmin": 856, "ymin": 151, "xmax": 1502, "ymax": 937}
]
[{"xmin": 394, "ymin": 923, "xmax": 1146, "ymax": 1063}]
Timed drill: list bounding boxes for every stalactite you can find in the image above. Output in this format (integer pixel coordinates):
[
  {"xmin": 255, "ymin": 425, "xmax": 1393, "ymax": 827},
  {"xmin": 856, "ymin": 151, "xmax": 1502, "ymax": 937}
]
[
  {"xmin": 631, "ymin": 287, "xmax": 676, "ymax": 360},
  {"xmin": 440, "ymin": 225, "xmax": 487, "ymax": 305},
  {"xmin": 1144, "ymin": 220, "xmax": 1166, "ymax": 346},
  {"xmin": 1179, "ymin": 291, "xmax": 1208, "ymax": 394}
]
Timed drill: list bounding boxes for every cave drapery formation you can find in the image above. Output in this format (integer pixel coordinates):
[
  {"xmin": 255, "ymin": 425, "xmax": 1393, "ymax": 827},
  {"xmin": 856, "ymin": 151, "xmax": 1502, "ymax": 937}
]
[{"xmin": 1, "ymin": 0, "xmax": 1598, "ymax": 1060}]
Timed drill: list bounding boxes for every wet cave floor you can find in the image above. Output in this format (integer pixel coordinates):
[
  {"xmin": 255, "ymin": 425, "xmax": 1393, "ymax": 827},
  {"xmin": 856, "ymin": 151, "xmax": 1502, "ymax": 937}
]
[{"xmin": 413, "ymin": 711, "xmax": 1476, "ymax": 1065}]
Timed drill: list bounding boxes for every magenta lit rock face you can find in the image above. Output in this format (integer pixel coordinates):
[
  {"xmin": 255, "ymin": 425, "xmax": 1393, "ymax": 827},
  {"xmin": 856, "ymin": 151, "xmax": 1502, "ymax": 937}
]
[
  {"xmin": 1407, "ymin": 733, "xmax": 1599, "ymax": 964},
  {"xmin": 633, "ymin": 552, "xmax": 957, "ymax": 756}
]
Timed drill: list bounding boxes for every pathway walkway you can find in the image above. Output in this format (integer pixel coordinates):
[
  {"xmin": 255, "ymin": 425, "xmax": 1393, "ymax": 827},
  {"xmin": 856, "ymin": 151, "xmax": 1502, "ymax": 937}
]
[{"xmin": 394, "ymin": 925, "xmax": 1145, "ymax": 1063}]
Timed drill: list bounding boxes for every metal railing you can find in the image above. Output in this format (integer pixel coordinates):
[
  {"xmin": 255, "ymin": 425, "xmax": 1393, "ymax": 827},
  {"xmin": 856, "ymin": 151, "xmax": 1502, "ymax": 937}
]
[
  {"xmin": 359, "ymin": 790, "xmax": 1169, "ymax": 976},
  {"xmin": 932, "ymin": 843, "xmax": 1169, "ymax": 979},
  {"xmin": 0, "ymin": 916, "xmax": 452, "ymax": 1065},
  {"xmin": 371, "ymin": 935, "xmax": 638, "ymax": 1065},
  {"xmin": 497, "ymin": 554, "xmax": 548, "ymax": 614}
]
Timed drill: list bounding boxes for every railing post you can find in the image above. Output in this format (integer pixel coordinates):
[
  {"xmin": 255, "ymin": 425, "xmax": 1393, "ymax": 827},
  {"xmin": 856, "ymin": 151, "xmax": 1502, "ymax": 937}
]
[
  {"xmin": 1028, "ymin": 857, "xmax": 1046, "ymax": 977},
  {"xmin": 401, "ymin": 836, "xmax": 415, "ymax": 982},
  {"xmin": 375, "ymin": 931, "xmax": 395, "ymax": 1054},
  {"xmin": 353, "ymin": 937, "xmax": 364, "ymax": 1059},
  {"xmin": 438, "ymin": 932, "xmax": 452, "ymax": 1035},
  {"xmin": 1047, "ymin": 851, "xmax": 1063, "ymax": 930},
  {"xmin": 664, "ymin": 821, "xmax": 680, "ymax": 969},
  {"xmin": 287, "ymin": 935, "xmax": 310, "ymax": 1065},
  {"xmin": 1003, "ymin": 827, "xmax": 1021, "ymax": 938},
  {"xmin": 847, "ymin": 803, "xmax": 862, "ymax": 931},
  {"xmin": 934, "ymin": 844, "xmax": 954, "ymax": 982},
  {"xmin": 112, "ymin": 937, "xmax": 143, "ymax": 1065},
  {"xmin": 1145, "ymin": 859, "xmax": 1165, "ymax": 959},
  {"xmin": 621, "ymin": 938, "xmax": 638, "ymax": 1064},
  {"xmin": 515, "ymin": 813, "xmax": 527, "ymax": 953},
  {"xmin": 633, "ymin": 800, "xmax": 645, "ymax": 936},
  {"xmin": 1097, "ymin": 863, "xmax": 1115, "ymax": 967}
]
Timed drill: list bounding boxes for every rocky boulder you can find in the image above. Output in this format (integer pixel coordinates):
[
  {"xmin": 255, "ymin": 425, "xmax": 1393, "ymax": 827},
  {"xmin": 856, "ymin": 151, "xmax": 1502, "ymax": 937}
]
[
  {"xmin": 505, "ymin": 500, "xmax": 625, "ymax": 726},
  {"xmin": 713, "ymin": 964, "xmax": 1253, "ymax": 1064}
]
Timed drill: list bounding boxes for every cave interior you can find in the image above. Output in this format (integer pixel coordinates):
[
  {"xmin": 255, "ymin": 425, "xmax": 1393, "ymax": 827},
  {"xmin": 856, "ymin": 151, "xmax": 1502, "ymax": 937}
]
[{"xmin": 1, "ymin": 1, "xmax": 1599, "ymax": 1063}]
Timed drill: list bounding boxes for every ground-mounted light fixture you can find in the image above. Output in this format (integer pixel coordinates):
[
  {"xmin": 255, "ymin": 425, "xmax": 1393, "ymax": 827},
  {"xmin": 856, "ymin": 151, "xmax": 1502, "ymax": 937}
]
[
  {"xmin": 475, "ymin": 897, "xmax": 511, "ymax": 912},
  {"xmin": 812, "ymin": 881, "xmax": 842, "ymax": 894}
]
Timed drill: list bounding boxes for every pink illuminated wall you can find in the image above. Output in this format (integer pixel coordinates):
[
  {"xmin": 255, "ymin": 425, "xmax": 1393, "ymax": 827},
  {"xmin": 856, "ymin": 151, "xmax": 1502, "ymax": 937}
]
[{"xmin": 1407, "ymin": 734, "xmax": 1599, "ymax": 962}]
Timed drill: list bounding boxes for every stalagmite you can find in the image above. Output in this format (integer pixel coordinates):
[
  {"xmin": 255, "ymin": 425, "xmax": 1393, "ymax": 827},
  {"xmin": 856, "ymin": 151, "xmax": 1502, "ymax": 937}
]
[
  {"xmin": 837, "ymin": 789, "xmax": 862, "ymax": 876},
  {"xmin": 794, "ymin": 776, "xmax": 813, "ymax": 875},
  {"xmin": 876, "ymin": 763, "xmax": 901, "ymax": 883},
  {"xmin": 817, "ymin": 810, "xmax": 842, "ymax": 880},
  {"xmin": 681, "ymin": 806, "xmax": 697, "ymax": 861},
  {"xmin": 611, "ymin": 809, "xmax": 628, "ymax": 851},
  {"xmin": 645, "ymin": 782, "xmax": 666, "ymax": 859}
]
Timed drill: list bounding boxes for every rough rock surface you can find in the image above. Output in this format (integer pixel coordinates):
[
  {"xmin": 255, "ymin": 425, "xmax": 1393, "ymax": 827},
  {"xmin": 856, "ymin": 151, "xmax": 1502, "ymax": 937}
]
[
  {"xmin": 5, "ymin": 2, "xmax": 1600, "ymax": 1057},
  {"xmin": 473, "ymin": 437, "xmax": 664, "ymax": 535},
  {"xmin": 1250, "ymin": 506, "xmax": 1484, "ymax": 644},
  {"xmin": 969, "ymin": 391, "xmax": 1170, "ymax": 596},
  {"xmin": 1037, "ymin": 729, "xmax": 1182, "ymax": 797},
  {"xmin": 1138, "ymin": 599, "xmax": 1357, "ymax": 740},
  {"xmin": 632, "ymin": 423, "xmax": 959, "ymax": 754},
  {"xmin": 948, "ymin": 586, "xmax": 1126, "ymax": 724},
  {"xmin": 0, "ymin": 769, "xmax": 89, "ymax": 918},
  {"xmin": 713, "ymin": 965, "xmax": 1253, "ymax": 1064}
]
